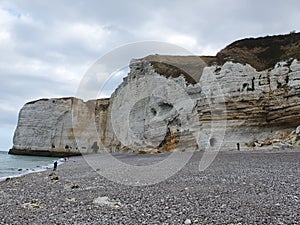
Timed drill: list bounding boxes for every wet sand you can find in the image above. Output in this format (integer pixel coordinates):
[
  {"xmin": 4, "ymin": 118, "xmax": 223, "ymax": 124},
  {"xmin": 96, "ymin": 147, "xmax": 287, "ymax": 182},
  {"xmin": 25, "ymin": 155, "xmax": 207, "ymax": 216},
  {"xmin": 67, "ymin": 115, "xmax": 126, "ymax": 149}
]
[{"xmin": 0, "ymin": 150, "xmax": 299, "ymax": 224}]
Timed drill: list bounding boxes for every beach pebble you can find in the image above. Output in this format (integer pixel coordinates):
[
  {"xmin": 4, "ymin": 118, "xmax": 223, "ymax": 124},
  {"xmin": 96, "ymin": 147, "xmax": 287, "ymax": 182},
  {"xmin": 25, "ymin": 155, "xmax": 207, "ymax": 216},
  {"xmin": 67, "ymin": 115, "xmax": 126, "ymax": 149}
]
[
  {"xmin": 184, "ymin": 219, "xmax": 192, "ymax": 224},
  {"xmin": 22, "ymin": 199, "xmax": 43, "ymax": 210},
  {"xmin": 296, "ymin": 126, "xmax": 300, "ymax": 134},
  {"xmin": 64, "ymin": 183, "xmax": 79, "ymax": 189},
  {"xmin": 93, "ymin": 196, "xmax": 110, "ymax": 205},
  {"xmin": 93, "ymin": 196, "xmax": 123, "ymax": 208},
  {"xmin": 65, "ymin": 197, "xmax": 76, "ymax": 202},
  {"xmin": 50, "ymin": 176, "xmax": 59, "ymax": 183},
  {"xmin": 70, "ymin": 184, "xmax": 79, "ymax": 189}
]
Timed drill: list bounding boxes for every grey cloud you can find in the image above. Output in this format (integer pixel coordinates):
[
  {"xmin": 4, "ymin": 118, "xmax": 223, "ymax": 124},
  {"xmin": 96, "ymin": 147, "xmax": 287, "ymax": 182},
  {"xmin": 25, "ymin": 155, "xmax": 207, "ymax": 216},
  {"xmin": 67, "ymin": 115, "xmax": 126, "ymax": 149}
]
[
  {"xmin": 0, "ymin": 110, "xmax": 18, "ymax": 127},
  {"xmin": 1, "ymin": 74, "xmax": 75, "ymax": 100},
  {"xmin": 1, "ymin": 0, "xmax": 300, "ymax": 151}
]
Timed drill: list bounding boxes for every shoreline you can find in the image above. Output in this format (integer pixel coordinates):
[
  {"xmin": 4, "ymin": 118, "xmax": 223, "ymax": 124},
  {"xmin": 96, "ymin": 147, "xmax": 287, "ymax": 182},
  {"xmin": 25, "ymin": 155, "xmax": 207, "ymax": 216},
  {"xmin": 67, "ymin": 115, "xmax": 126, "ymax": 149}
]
[
  {"xmin": 7, "ymin": 146, "xmax": 300, "ymax": 156},
  {"xmin": 0, "ymin": 152, "xmax": 65, "ymax": 182},
  {"xmin": 1, "ymin": 147, "xmax": 299, "ymax": 182},
  {"xmin": 0, "ymin": 159, "xmax": 65, "ymax": 183}
]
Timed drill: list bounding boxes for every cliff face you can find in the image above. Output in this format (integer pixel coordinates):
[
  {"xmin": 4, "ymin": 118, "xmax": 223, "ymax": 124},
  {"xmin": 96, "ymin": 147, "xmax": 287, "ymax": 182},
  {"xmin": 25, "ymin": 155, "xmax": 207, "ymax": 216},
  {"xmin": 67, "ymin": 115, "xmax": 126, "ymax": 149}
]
[
  {"xmin": 105, "ymin": 57, "xmax": 300, "ymax": 152},
  {"xmin": 198, "ymin": 59, "xmax": 300, "ymax": 149},
  {"xmin": 10, "ymin": 98, "xmax": 110, "ymax": 156},
  {"xmin": 9, "ymin": 33, "xmax": 300, "ymax": 156}
]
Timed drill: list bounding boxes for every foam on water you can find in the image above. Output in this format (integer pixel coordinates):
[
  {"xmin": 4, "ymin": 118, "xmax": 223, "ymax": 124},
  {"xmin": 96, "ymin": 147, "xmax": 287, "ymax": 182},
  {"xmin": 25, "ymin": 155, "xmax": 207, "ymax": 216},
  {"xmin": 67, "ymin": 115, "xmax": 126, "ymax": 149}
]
[{"xmin": 0, "ymin": 151, "xmax": 62, "ymax": 181}]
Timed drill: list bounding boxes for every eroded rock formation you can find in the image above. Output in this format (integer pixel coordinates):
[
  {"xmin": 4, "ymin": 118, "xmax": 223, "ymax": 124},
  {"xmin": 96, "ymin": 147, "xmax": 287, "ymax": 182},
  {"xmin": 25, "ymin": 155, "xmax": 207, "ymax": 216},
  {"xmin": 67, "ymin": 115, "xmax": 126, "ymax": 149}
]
[
  {"xmin": 105, "ymin": 57, "xmax": 300, "ymax": 152},
  {"xmin": 9, "ymin": 33, "xmax": 300, "ymax": 156},
  {"xmin": 10, "ymin": 98, "xmax": 110, "ymax": 156}
]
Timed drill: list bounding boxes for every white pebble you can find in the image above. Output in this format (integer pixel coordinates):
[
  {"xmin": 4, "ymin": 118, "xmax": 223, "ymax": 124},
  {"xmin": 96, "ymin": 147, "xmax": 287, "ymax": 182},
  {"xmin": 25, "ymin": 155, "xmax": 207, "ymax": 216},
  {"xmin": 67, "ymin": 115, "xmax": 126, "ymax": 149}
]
[{"xmin": 184, "ymin": 219, "xmax": 192, "ymax": 224}]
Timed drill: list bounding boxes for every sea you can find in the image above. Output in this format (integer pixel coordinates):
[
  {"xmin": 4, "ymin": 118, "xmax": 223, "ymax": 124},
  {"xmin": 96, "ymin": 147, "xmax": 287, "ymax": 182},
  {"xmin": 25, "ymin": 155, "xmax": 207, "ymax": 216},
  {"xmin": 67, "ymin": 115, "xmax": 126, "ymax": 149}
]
[{"xmin": 0, "ymin": 151, "xmax": 62, "ymax": 181}]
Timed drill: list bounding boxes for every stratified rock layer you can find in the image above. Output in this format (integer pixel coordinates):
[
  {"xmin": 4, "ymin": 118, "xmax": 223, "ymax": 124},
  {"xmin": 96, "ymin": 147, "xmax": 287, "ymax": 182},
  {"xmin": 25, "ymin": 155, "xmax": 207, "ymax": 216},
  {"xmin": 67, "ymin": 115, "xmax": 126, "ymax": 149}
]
[
  {"xmin": 105, "ymin": 57, "xmax": 300, "ymax": 152},
  {"xmin": 197, "ymin": 59, "xmax": 300, "ymax": 150},
  {"xmin": 9, "ymin": 33, "xmax": 300, "ymax": 156},
  {"xmin": 10, "ymin": 98, "xmax": 110, "ymax": 156},
  {"xmin": 10, "ymin": 57, "xmax": 300, "ymax": 156}
]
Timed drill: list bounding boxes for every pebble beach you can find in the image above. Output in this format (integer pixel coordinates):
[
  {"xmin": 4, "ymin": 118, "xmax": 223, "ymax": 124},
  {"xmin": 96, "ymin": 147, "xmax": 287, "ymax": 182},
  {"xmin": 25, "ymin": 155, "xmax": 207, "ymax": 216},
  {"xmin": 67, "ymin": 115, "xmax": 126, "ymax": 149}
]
[{"xmin": 0, "ymin": 150, "xmax": 299, "ymax": 224}]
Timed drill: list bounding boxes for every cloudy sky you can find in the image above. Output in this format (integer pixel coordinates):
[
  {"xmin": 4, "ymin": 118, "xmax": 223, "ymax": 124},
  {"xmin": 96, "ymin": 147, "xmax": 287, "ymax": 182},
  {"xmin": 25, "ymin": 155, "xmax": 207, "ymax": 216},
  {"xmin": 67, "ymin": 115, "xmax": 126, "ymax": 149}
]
[{"xmin": 1, "ymin": 0, "xmax": 300, "ymax": 151}]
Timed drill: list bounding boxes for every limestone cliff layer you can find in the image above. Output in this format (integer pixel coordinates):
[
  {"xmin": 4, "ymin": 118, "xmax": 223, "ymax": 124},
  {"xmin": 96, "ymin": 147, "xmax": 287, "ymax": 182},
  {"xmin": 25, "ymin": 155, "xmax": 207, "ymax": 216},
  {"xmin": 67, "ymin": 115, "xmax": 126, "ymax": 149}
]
[
  {"xmin": 9, "ymin": 98, "xmax": 110, "ymax": 156},
  {"xmin": 9, "ymin": 33, "xmax": 300, "ymax": 156},
  {"xmin": 107, "ymin": 57, "xmax": 300, "ymax": 152}
]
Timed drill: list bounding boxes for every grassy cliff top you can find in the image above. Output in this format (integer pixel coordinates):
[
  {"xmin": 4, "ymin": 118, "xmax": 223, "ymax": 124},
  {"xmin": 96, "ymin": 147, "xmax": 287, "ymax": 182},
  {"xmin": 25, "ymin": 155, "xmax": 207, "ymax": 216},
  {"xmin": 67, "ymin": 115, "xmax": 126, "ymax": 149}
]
[
  {"xmin": 141, "ymin": 32, "xmax": 300, "ymax": 75},
  {"xmin": 216, "ymin": 32, "xmax": 300, "ymax": 71}
]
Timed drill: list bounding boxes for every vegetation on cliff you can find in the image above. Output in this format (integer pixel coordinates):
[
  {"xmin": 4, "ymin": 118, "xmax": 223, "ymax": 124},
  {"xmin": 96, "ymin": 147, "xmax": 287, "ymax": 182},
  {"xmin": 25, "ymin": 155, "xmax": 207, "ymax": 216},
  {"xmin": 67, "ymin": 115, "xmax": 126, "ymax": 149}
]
[
  {"xmin": 144, "ymin": 32, "xmax": 300, "ymax": 78},
  {"xmin": 216, "ymin": 32, "xmax": 300, "ymax": 71}
]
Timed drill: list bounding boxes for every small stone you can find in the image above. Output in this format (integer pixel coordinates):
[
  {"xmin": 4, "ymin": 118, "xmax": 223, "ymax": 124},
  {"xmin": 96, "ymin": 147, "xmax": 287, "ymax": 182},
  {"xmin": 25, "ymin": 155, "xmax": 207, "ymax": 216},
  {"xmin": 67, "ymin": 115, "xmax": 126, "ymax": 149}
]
[
  {"xmin": 296, "ymin": 126, "xmax": 300, "ymax": 134},
  {"xmin": 70, "ymin": 184, "xmax": 79, "ymax": 189},
  {"xmin": 50, "ymin": 176, "xmax": 59, "ymax": 182},
  {"xmin": 65, "ymin": 198, "xmax": 76, "ymax": 202},
  {"xmin": 184, "ymin": 219, "xmax": 192, "ymax": 224},
  {"xmin": 64, "ymin": 183, "xmax": 72, "ymax": 189},
  {"xmin": 22, "ymin": 199, "xmax": 43, "ymax": 210},
  {"xmin": 93, "ymin": 196, "xmax": 123, "ymax": 208}
]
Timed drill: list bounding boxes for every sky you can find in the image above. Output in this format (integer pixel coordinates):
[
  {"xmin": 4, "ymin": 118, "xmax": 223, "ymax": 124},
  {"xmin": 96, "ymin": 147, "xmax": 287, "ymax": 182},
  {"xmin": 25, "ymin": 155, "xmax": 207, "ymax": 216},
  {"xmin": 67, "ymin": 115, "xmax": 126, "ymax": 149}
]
[{"xmin": 1, "ymin": 0, "xmax": 300, "ymax": 151}]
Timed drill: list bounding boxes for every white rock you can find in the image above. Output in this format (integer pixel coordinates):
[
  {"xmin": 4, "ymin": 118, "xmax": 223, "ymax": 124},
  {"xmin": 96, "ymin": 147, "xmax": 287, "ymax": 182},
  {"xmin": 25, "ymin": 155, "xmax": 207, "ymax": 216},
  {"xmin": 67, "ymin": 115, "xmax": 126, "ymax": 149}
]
[
  {"xmin": 11, "ymin": 98, "xmax": 110, "ymax": 155},
  {"xmin": 184, "ymin": 218, "xmax": 192, "ymax": 225},
  {"xmin": 93, "ymin": 196, "xmax": 122, "ymax": 208},
  {"xmin": 93, "ymin": 196, "xmax": 109, "ymax": 205},
  {"xmin": 22, "ymin": 199, "xmax": 43, "ymax": 210},
  {"xmin": 65, "ymin": 198, "xmax": 76, "ymax": 202},
  {"xmin": 296, "ymin": 126, "xmax": 300, "ymax": 134}
]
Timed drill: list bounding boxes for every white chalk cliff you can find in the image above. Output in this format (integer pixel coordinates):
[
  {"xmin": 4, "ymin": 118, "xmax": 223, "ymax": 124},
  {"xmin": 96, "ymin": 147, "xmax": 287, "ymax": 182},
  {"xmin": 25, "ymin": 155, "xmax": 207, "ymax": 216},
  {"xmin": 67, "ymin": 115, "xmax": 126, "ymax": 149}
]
[{"xmin": 9, "ymin": 34, "xmax": 300, "ymax": 156}]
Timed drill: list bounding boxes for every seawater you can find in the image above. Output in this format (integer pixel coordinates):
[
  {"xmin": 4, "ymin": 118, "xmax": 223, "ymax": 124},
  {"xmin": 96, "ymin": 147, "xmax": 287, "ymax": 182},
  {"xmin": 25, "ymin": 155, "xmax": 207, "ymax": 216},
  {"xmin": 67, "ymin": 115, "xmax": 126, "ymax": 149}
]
[{"xmin": 0, "ymin": 151, "xmax": 62, "ymax": 180}]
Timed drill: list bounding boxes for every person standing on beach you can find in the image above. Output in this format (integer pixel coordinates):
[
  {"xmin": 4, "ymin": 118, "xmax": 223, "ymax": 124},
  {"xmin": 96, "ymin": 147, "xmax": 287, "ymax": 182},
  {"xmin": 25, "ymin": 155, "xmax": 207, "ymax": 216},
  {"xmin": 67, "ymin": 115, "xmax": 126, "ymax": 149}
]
[{"xmin": 53, "ymin": 161, "xmax": 58, "ymax": 171}]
